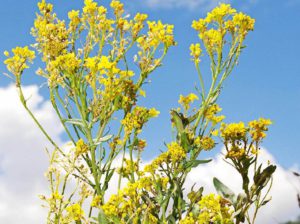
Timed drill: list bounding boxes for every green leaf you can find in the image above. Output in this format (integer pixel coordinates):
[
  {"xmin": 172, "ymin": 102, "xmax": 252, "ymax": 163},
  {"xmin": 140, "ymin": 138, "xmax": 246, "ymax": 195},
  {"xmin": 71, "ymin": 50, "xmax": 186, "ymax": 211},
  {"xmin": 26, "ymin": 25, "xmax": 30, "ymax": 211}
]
[
  {"xmin": 213, "ymin": 177, "xmax": 236, "ymax": 204},
  {"xmin": 254, "ymin": 165, "xmax": 276, "ymax": 191},
  {"xmin": 94, "ymin": 135, "xmax": 113, "ymax": 145},
  {"xmin": 98, "ymin": 209, "xmax": 109, "ymax": 224},
  {"xmin": 261, "ymin": 198, "xmax": 272, "ymax": 206},
  {"xmin": 170, "ymin": 110, "xmax": 184, "ymax": 133},
  {"xmin": 64, "ymin": 118, "xmax": 85, "ymax": 127},
  {"xmin": 184, "ymin": 159, "xmax": 212, "ymax": 169}
]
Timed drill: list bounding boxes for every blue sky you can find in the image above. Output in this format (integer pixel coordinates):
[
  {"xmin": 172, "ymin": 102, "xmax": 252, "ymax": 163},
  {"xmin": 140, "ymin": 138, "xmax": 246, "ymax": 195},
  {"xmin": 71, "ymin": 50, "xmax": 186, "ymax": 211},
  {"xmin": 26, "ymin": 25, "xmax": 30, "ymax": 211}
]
[{"xmin": 1, "ymin": 0, "xmax": 300, "ymax": 169}]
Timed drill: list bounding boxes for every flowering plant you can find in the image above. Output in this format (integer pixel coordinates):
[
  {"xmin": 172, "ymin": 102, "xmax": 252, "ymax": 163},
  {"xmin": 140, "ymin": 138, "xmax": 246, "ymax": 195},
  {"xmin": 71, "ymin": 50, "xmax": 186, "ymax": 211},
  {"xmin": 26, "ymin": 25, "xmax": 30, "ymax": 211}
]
[{"xmin": 4, "ymin": 1, "xmax": 276, "ymax": 223}]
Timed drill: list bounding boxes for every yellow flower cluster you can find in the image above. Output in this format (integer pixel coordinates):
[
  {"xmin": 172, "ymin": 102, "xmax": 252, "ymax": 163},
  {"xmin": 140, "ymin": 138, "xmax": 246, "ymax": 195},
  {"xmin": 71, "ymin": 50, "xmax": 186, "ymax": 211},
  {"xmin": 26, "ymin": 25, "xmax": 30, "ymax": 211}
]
[
  {"xmin": 91, "ymin": 195, "xmax": 102, "ymax": 208},
  {"xmin": 220, "ymin": 118, "xmax": 272, "ymax": 159},
  {"xmin": 102, "ymin": 177, "xmax": 159, "ymax": 223},
  {"xmin": 198, "ymin": 194, "xmax": 233, "ymax": 224},
  {"xmin": 226, "ymin": 145, "xmax": 246, "ymax": 159},
  {"xmin": 167, "ymin": 142, "xmax": 187, "ymax": 162},
  {"xmin": 144, "ymin": 142, "xmax": 186, "ymax": 174},
  {"xmin": 48, "ymin": 53, "xmax": 81, "ymax": 78},
  {"xmin": 121, "ymin": 107, "xmax": 160, "ymax": 135},
  {"xmin": 75, "ymin": 139, "xmax": 89, "ymax": 157},
  {"xmin": 179, "ymin": 213, "xmax": 196, "ymax": 224},
  {"xmin": 190, "ymin": 43, "xmax": 202, "ymax": 62},
  {"xmin": 132, "ymin": 13, "xmax": 148, "ymax": 39},
  {"xmin": 220, "ymin": 122, "xmax": 247, "ymax": 141},
  {"xmin": 195, "ymin": 136, "xmax": 215, "ymax": 151},
  {"xmin": 248, "ymin": 118, "xmax": 272, "ymax": 142},
  {"xmin": 110, "ymin": 0, "xmax": 124, "ymax": 17},
  {"xmin": 204, "ymin": 104, "xmax": 225, "ymax": 125},
  {"xmin": 179, "ymin": 194, "xmax": 233, "ymax": 224},
  {"xmin": 178, "ymin": 93, "xmax": 199, "ymax": 111},
  {"xmin": 192, "ymin": 3, "xmax": 255, "ymax": 54},
  {"xmin": 68, "ymin": 10, "xmax": 81, "ymax": 31},
  {"xmin": 4, "ymin": 47, "xmax": 35, "ymax": 76},
  {"xmin": 117, "ymin": 158, "xmax": 139, "ymax": 178},
  {"xmin": 32, "ymin": 0, "xmax": 68, "ymax": 61},
  {"xmin": 147, "ymin": 20, "xmax": 175, "ymax": 48},
  {"xmin": 206, "ymin": 4, "xmax": 236, "ymax": 23},
  {"xmin": 232, "ymin": 13, "xmax": 255, "ymax": 39},
  {"xmin": 66, "ymin": 204, "xmax": 85, "ymax": 221},
  {"xmin": 136, "ymin": 20, "xmax": 176, "ymax": 72}
]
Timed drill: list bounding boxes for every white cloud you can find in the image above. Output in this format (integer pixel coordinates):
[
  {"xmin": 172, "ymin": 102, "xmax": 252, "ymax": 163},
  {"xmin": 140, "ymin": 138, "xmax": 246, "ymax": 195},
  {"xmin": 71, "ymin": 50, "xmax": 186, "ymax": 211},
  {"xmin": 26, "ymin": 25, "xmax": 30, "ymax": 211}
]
[
  {"xmin": 143, "ymin": 0, "xmax": 229, "ymax": 11},
  {"xmin": 0, "ymin": 84, "xmax": 63, "ymax": 223},
  {"xmin": 185, "ymin": 149, "xmax": 300, "ymax": 223},
  {"xmin": 0, "ymin": 84, "xmax": 299, "ymax": 223}
]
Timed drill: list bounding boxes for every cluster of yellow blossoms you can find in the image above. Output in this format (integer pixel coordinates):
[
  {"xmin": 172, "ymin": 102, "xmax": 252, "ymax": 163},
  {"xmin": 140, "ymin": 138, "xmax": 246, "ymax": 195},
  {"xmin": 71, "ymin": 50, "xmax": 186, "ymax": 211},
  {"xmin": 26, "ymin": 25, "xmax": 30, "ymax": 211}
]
[
  {"xmin": 32, "ymin": 0, "xmax": 68, "ymax": 61},
  {"xmin": 144, "ymin": 142, "xmax": 186, "ymax": 174},
  {"xmin": 121, "ymin": 106, "xmax": 160, "ymax": 135},
  {"xmin": 75, "ymin": 139, "xmax": 89, "ymax": 157},
  {"xmin": 220, "ymin": 118, "xmax": 272, "ymax": 159},
  {"xmin": 4, "ymin": 47, "xmax": 35, "ymax": 77},
  {"xmin": 190, "ymin": 43, "xmax": 202, "ymax": 62},
  {"xmin": 178, "ymin": 93, "xmax": 199, "ymax": 111},
  {"xmin": 102, "ymin": 175, "xmax": 168, "ymax": 223},
  {"xmin": 249, "ymin": 118, "xmax": 272, "ymax": 142},
  {"xmin": 191, "ymin": 3, "xmax": 255, "ymax": 56},
  {"xmin": 204, "ymin": 104, "xmax": 226, "ymax": 125},
  {"xmin": 194, "ymin": 136, "xmax": 215, "ymax": 151},
  {"xmin": 180, "ymin": 194, "xmax": 233, "ymax": 224},
  {"xmin": 66, "ymin": 204, "xmax": 85, "ymax": 222}
]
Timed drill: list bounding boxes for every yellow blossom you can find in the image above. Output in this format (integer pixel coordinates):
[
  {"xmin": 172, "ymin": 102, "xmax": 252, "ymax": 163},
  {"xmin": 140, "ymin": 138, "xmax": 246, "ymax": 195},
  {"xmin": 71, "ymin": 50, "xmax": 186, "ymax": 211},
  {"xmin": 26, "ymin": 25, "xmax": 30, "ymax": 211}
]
[
  {"xmin": 167, "ymin": 142, "xmax": 186, "ymax": 163},
  {"xmin": 190, "ymin": 43, "xmax": 202, "ymax": 61},
  {"xmin": 4, "ymin": 46, "xmax": 35, "ymax": 76},
  {"xmin": 66, "ymin": 204, "xmax": 85, "ymax": 221},
  {"xmin": 198, "ymin": 194, "xmax": 233, "ymax": 223},
  {"xmin": 178, "ymin": 93, "xmax": 199, "ymax": 110},
  {"xmin": 220, "ymin": 122, "xmax": 247, "ymax": 141},
  {"xmin": 205, "ymin": 4, "xmax": 236, "ymax": 23},
  {"xmin": 75, "ymin": 139, "xmax": 89, "ymax": 156},
  {"xmin": 68, "ymin": 10, "xmax": 81, "ymax": 29},
  {"xmin": 248, "ymin": 118, "xmax": 272, "ymax": 142},
  {"xmin": 195, "ymin": 136, "xmax": 215, "ymax": 151},
  {"xmin": 121, "ymin": 107, "xmax": 160, "ymax": 135}
]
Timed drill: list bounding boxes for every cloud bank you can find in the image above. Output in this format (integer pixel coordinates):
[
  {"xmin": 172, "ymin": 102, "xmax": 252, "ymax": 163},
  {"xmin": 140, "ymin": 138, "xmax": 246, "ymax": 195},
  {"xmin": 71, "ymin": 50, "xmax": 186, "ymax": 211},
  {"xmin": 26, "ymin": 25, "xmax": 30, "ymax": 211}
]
[
  {"xmin": 0, "ymin": 85, "xmax": 63, "ymax": 223},
  {"xmin": 0, "ymin": 84, "xmax": 299, "ymax": 223},
  {"xmin": 143, "ymin": 0, "xmax": 229, "ymax": 11}
]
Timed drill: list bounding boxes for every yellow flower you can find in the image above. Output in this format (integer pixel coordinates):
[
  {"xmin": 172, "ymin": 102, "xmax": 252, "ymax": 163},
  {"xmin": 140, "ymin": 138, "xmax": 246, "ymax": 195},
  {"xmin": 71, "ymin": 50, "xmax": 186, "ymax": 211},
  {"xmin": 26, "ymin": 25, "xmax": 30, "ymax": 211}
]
[
  {"xmin": 147, "ymin": 20, "xmax": 175, "ymax": 47},
  {"xmin": 66, "ymin": 204, "xmax": 85, "ymax": 221},
  {"xmin": 167, "ymin": 142, "xmax": 186, "ymax": 163},
  {"xmin": 205, "ymin": 4, "xmax": 236, "ymax": 23},
  {"xmin": 121, "ymin": 107, "xmax": 160, "ymax": 135},
  {"xmin": 91, "ymin": 195, "xmax": 102, "ymax": 207},
  {"xmin": 226, "ymin": 145, "xmax": 245, "ymax": 159},
  {"xmin": 233, "ymin": 12, "xmax": 255, "ymax": 38},
  {"xmin": 205, "ymin": 104, "xmax": 225, "ymax": 125},
  {"xmin": 49, "ymin": 53, "xmax": 81, "ymax": 76},
  {"xmin": 178, "ymin": 93, "xmax": 199, "ymax": 110},
  {"xmin": 195, "ymin": 136, "xmax": 215, "ymax": 151},
  {"xmin": 75, "ymin": 139, "xmax": 89, "ymax": 156},
  {"xmin": 190, "ymin": 43, "xmax": 202, "ymax": 61},
  {"xmin": 32, "ymin": 2, "xmax": 69, "ymax": 61},
  {"xmin": 191, "ymin": 18, "xmax": 206, "ymax": 33},
  {"xmin": 248, "ymin": 118, "xmax": 272, "ymax": 142},
  {"xmin": 198, "ymin": 194, "xmax": 233, "ymax": 223},
  {"xmin": 83, "ymin": 0, "xmax": 98, "ymax": 15},
  {"xmin": 110, "ymin": 0, "xmax": 124, "ymax": 16},
  {"xmin": 179, "ymin": 213, "xmax": 195, "ymax": 224},
  {"xmin": 68, "ymin": 10, "xmax": 81, "ymax": 29},
  {"xmin": 4, "ymin": 46, "xmax": 35, "ymax": 76},
  {"xmin": 220, "ymin": 122, "xmax": 247, "ymax": 141}
]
